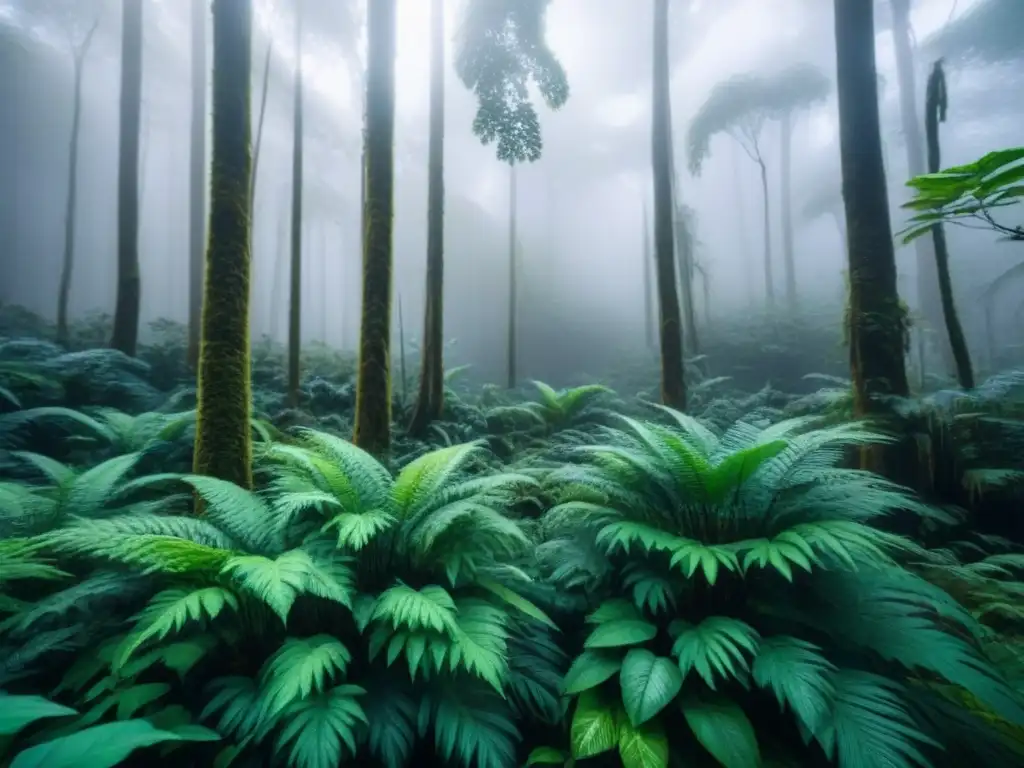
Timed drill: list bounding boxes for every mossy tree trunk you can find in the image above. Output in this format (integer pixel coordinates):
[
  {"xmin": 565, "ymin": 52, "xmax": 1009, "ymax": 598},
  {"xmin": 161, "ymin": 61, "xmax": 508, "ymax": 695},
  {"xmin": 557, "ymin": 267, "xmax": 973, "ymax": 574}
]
[
  {"xmin": 924, "ymin": 60, "xmax": 974, "ymax": 390},
  {"xmin": 834, "ymin": 0, "xmax": 913, "ymax": 477},
  {"xmin": 194, "ymin": 0, "xmax": 255, "ymax": 490},
  {"xmin": 110, "ymin": 0, "xmax": 144, "ymax": 357},
  {"xmin": 409, "ymin": 0, "xmax": 446, "ymax": 437},
  {"xmin": 56, "ymin": 20, "xmax": 98, "ymax": 349},
  {"xmin": 890, "ymin": 0, "xmax": 950, "ymax": 370},
  {"xmin": 287, "ymin": 0, "xmax": 305, "ymax": 408},
  {"xmin": 652, "ymin": 0, "xmax": 686, "ymax": 410},
  {"xmin": 353, "ymin": 0, "xmax": 397, "ymax": 458},
  {"xmin": 187, "ymin": 0, "xmax": 207, "ymax": 371}
]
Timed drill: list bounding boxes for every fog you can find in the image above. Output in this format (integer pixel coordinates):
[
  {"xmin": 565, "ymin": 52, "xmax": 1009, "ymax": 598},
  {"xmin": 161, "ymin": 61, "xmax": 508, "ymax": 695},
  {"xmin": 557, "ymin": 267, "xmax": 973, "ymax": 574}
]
[{"xmin": 1, "ymin": 0, "xmax": 1021, "ymax": 384}]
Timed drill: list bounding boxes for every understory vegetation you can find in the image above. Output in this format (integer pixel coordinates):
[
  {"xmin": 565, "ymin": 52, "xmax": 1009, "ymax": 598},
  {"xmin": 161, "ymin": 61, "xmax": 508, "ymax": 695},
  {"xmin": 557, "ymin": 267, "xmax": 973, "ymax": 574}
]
[{"xmin": 2, "ymin": 307, "xmax": 1024, "ymax": 768}]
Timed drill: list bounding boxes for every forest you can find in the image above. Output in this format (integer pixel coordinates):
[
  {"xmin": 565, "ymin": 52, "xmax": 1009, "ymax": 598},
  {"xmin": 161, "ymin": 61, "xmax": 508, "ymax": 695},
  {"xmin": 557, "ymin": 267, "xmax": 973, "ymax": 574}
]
[{"xmin": 0, "ymin": 0, "xmax": 1023, "ymax": 766}]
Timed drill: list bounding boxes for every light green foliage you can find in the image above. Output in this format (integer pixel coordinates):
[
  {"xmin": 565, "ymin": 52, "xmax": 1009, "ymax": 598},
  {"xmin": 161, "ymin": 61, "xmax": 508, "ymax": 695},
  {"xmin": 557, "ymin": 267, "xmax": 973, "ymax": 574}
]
[{"xmin": 455, "ymin": 0, "xmax": 569, "ymax": 164}]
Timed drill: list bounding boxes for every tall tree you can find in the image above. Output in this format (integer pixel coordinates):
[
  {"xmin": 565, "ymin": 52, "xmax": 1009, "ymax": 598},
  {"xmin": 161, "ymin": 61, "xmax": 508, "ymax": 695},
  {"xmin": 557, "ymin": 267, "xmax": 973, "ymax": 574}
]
[
  {"xmin": 455, "ymin": 0, "xmax": 569, "ymax": 389},
  {"xmin": 687, "ymin": 64, "xmax": 829, "ymax": 310},
  {"xmin": 287, "ymin": 0, "xmax": 305, "ymax": 408},
  {"xmin": 193, "ymin": 0, "xmax": 255, "ymax": 489},
  {"xmin": 52, "ymin": 1, "xmax": 101, "ymax": 348},
  {"xmin": 187, "ymin": 0, "xmax": 207, "ymax": 371},
  {"xmin": 409, "ymin": 0, "xmax": 447, "ymax": 436},
  {"xmin": 923, "ymin": 60, "xmax": 974, "ymax": 389},
  {"xmin": 110, "ymin": 0, "xmax": 144, "ymax": 356},
  {"xmin": 352, "ymin": 0, "xmax": 397, "ymax": 458},
  {"xmin": 890, "ymin": 0, "xmax": 947, "ymax": 369},
  {"xmin": 833, "ymin": 0, "xmax": 912, "ymax": 474},
  {"xmin": 506, "ymin": 164, "xmax": 518, "ymax": 388},
  {"xmin": 641, "ymin": 198, "xmax": 655, "ymax": 351},
  {"xmin": 652, "ymin": 0, "xmax": 685, "ymax": 410}
]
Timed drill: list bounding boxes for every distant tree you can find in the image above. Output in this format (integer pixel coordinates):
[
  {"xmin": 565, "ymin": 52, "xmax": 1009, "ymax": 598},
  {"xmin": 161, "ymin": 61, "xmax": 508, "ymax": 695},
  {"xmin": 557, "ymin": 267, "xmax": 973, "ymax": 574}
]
[
  {"xmin": 674, "ymin": 201, "xmax": 700, "ymax": 356},
  {"xmin": 408, "ymin": 0, "xmax": 447, "ymax": 437},
  {"xmin": 651, "ymin": 0, "xmax": 685, "ymax": 410},
  {"xmin": 833, "ymin": 0, "xmax": 913, "ymax": 480},
  {"xmin": 687, "ymin": 64, "xmax": 830, "ymax": 310},
  {"xmin": 352, "ymin": 0, "xmax": 397, "ymax": 458},
  {"xmin": 186, "ymin": 0, "xmax": 207, "ymax": 371},
  {"xmin": 44, "ymin": 0, "xmax": 103, "ymax": 347},
  {"xmin": 287, "ymin": 0, "xmax": 305, "ymax": 409},
  {"xmin": 455, "ymin": 0, "xmax": 569, "ymax": 390},
  {"xmin": 110, "ymin": 0, "xmax": 144, "ymax": 356},
  {"xmin": 193, "ymin": 0, "xmax": 255, "ymax": 491},
  {"xmin": 923, "ymin": 0, "xmax": 1024, "ymax": 66}
]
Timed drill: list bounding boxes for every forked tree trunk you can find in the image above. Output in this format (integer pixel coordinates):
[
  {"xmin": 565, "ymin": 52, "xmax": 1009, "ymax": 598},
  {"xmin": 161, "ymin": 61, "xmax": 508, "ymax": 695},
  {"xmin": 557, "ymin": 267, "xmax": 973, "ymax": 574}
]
[
  {"xmin": 193, "ymin": 0, "xmax": 255, "ymax": 492},
  {"xmin": 409, "ymin": 0, "xmax": 447, "ymax": 437},
  {"xmin": 652, "ymin": 0, "xmax": 686, "ymax": 410},
  {"xmin": 111, "ymin": 0, "xmax": 144, "ymax": 356},
  {"xmin": 353, "ymin": 0, "xmax": 397, "ymax": 457}
]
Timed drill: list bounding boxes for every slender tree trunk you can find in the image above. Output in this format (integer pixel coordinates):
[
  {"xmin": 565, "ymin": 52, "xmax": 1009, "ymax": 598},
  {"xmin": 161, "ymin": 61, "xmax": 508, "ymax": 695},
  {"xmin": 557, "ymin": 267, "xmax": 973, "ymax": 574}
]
[
  {"xmin": 56, "ymin": 24, "xmax": 97, "ymax": 347},
  {"xmin": 731, "ymin": 144, "xmax": 754, "ymax": 302},
  {"xmin": 652, "ymin": 0, "xmax": 686, "ymax": 410},
  {"xmin": 249, "ymin": 38, "xmax": 272, "ymax": 213},
  {"xmin": 641, "ymin": 198, "xmax": 655, "ymax": 350},
  {"xmin": 506, "ymin": 163, "xmax": 518, "ymax": 389},
  {"xmin": 924, "ymin": 60, "xmax": 973, "ymax": 389},
  {"xmin": 757, "ymin": 157, "xmax": 774, "ymax": 309},
  {"xmin": 779, "ymin": 109, "xmax": 797, "ymax": 309},
  {"xmin": 890, "ymin": 0, "xmax": 949, "ymax": 368},
  {"xmin": 287, "ymin": 0, "xmax": 305, "ymax": 408},
  {"xmin": 674, "ymin": 214, "xmax": 699, "ymax": 356},
  {"xmin": 353, "ymin": 0, "xmax": 397, "ymax": 458},
  {"xmin": 834, "ymin": 0, "xmax": 913, "ymax": 479},
  {"xmin": 409, "ymin": 0, "xmax": 446, "ymax": 436},
  {"xmin": 272, "ymin": 210, "xmax": 287, "ymax": 341},
  {"xmin": 319, "ymin": 226, "xmax": 328, "ymax": 342},
  {"xmin": 193, "ymin": 0, "xmax": 255, "ymax": 491},
  {"xmin": 187, "ymin": 0, "xmax": 207, "ymax": 371},
  {"xmin": 111, "ymin": 0, "xmax": 144, "ymax": 356}
]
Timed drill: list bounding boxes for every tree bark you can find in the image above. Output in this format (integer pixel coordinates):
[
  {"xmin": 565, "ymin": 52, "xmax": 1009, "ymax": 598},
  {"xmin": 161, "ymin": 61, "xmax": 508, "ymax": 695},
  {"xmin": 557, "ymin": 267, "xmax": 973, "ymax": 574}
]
[
  {"xmin": 834, "ymin": 0, "xmax": 913, "ymax": 479},
  {"xmin": 56, "ymin": 23, "xmax": 97, "ymax": 348},
  {"xmin": 779, "ymin": 109, "xmax": 798, "ymax": 309},
  {"xmin": 353, "ymin": 0, "xmax": 397, "ymax": 458},
  {"xmin": 193, "ymin": 0, "xmax": 255, "ymax": 491},
  {"xmin": 409, "ymin": 0, "xmax": 446, "ymax": 437},
  {"xmin": 187, "ymin": 0, "xmax": 207, "ymax": 371},
  {"xmin": 652, "ymin": 0, "xmax": 686, "ymax": 410},
  {"xmin": 924, "ymin": 60, "xmax": 974, "ymax": 389},
  {"xmin": 287, "ymin": 0, "xmax": 305, "ymax": 408},
  {"xmin": 110, "ymin": 0, "xmax": 144, "ymax": 356}
]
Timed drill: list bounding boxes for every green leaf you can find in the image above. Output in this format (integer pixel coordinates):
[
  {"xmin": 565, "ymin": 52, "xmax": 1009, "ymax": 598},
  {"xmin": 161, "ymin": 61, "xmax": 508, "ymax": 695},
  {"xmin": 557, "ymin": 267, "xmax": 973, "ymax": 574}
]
[
  {"xmin": 563, "ymin": 650, "xmax": 623, "ymax": 695},
  {"xmin": 617, "ymin": 716, "xmax": 669, "ymax": 768},
  {"xmin": 10, "ymin": 719, "xmax": 219, "ymax": 768},
  {"xmin": 584, "ymin": 619, "xmax": 657, "ymax": 650},
  {"xmin": 479, "ymin": 578, "xmax": 557, "ymax": 630},
  {"xmin": 670, "ymin": 617, "xmax": 760, "ymax": 690},
  {"xmin": 619, "ymin": 649, "xmax": 683, "ymax": 726},
  {"xmin": 524, "ymin": 746, "xmax": 568, "ymax": 766},
  {"xmin": 258, "ymin": 636, "xmax": 352, "ymax": 722},
  {"xmin": 570, "ymin": 690, "xmax": 618, "ymax": 759},
  {"xmin": 681, "ymin": 694, "xmax": 760, "ymax": 768},
  {"xmin": 0, "ymin": 694, "xmax": 76, "ymax": 736}
]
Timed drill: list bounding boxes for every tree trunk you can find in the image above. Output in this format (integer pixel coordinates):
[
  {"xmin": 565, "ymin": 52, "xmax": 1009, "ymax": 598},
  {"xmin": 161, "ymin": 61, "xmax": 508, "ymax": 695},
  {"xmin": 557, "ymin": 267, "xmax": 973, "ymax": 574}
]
[
  {"xmin": 890, "ymin": 0, "xmax": 949, "ymax": 367},
  {"xmin": 779, "ymin": 109, "xmax": 797, "ymax": 309},
  {"xmin": 353, "ymin": 0, "xmax": 397, "ymax": 458},
  {"xmin": 641, "ymin": 198, "xmax": 655, "ymax": 350},
  {"xmin": 506, "ymin": 163, "xmax": 518, "ymax": 389},
  {"xmin": 757, "ymin": 157, "xmax": 774, "ymax": 309},
  {"xmin": 287, "ymin": 0, "xmax": 305, "ymax": 408},
  {"xmin": 652, "ymin": 0, "xmax": 686, "ymax": 410},
  {"xmin": 834, "ymin": 0, "xmax": 913, "ymax": 479},
  {"xmin": 249, "ymin": 38, "xmax": 272, "ymax": 212},
  {"xmin": 56, "ymin": 25, "xmax": 96, "ymax": 348},
  {"xmin": 674, "ymin": 214, "xmax": 699, "ymax": 356},
  {"xmin": 187, "ymin": 0, "xmax": 207, "ymax": 371},
  {"xmin": 924, "ymin": 61, "xmax": 973, "ymax": 389},
  {"xmin": 409, "ymin": 0, "xmax": 446, "ymax": 437},
  {"xmin": 193, "ymin": 0, "xmax": 255, "ymax": 491},
  {"xmin": 111, "ymin": 0, "xmax": 144, "ymax": 356}
]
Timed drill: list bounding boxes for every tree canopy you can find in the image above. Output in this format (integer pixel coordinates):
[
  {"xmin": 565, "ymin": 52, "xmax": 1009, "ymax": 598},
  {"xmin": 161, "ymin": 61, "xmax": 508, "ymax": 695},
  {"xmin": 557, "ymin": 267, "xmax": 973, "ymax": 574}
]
[
  {"xmin": 454, "ymin": 0, "xmax": 569, "ymax": 164},
  {"xmin": 686, "ymin": 63, "xmax": 830, "ymax": 175}
]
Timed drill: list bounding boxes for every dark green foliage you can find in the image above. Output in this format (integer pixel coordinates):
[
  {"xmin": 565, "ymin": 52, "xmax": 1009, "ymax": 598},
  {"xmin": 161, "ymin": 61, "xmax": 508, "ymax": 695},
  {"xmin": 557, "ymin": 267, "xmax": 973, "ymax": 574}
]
[{"xmin": 455, "ymin": 0, "xmax": 569, "ymax": 164}]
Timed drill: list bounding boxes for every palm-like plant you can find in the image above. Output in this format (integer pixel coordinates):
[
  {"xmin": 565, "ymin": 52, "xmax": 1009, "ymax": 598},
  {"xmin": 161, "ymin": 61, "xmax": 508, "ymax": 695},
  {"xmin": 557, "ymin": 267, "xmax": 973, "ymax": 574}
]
[
  {"xmin": 537, "ymin": 409, "xmax": 1024, "ymax": 767},
  {"xmin": 6, "ymin": 431, "xmax": 561, "ymax": 768}
]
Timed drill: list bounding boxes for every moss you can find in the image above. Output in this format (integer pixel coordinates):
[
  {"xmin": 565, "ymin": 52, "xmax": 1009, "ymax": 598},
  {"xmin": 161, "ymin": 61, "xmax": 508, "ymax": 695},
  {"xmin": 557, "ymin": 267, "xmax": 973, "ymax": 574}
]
[{"xmin": 192, "ymin": 0, "xmax": 255, "ymax": 492}]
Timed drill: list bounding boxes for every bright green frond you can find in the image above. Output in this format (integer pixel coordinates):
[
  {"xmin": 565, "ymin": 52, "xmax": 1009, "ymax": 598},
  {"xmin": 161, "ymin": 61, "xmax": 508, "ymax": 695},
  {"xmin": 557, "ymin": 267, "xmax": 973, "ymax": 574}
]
[
  {"xmin": 275, "ymin": 684, "xmax": 368, "ymax": 768},
  {"xmin": 670, "ymin": 616, "xmax": 760, "ymax": 690},
  {"xmin": 258, "ymin": 635, "xmax": 353, "ymax": 723}
]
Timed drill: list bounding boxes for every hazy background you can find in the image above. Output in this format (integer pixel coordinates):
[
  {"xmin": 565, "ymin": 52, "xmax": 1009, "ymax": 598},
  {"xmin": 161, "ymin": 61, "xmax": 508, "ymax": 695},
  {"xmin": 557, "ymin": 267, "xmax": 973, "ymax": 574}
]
[{"xmin": 1, "ymin": 0, "xmax": 1021, "ymax": 384}]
